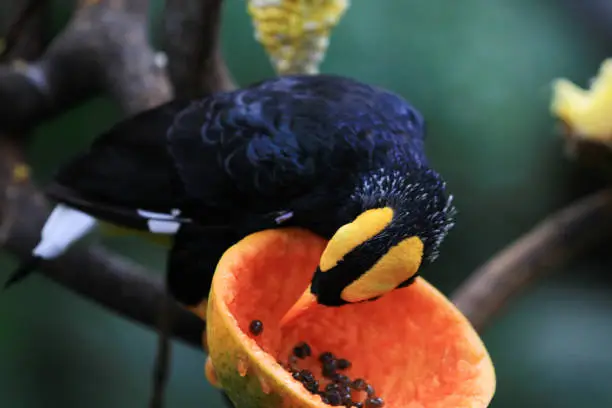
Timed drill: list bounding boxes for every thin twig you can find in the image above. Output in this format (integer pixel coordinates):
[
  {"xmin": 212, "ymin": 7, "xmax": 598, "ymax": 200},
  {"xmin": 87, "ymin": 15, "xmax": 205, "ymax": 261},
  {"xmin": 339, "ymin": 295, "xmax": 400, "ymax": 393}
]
[
  {"xmin": 150, "ymin": 294, "xmax": 175, "ymax": 408},
  {"xmin": 451, "ymin": 188, "xmax": 612, "ymax": 332}
]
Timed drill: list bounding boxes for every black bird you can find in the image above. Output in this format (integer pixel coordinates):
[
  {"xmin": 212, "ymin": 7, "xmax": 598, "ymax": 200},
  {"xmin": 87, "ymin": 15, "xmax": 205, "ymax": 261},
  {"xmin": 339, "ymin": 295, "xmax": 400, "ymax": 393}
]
[{"xmin": 6, "ymin": 74, "xmax": 456, "ymax": 325}]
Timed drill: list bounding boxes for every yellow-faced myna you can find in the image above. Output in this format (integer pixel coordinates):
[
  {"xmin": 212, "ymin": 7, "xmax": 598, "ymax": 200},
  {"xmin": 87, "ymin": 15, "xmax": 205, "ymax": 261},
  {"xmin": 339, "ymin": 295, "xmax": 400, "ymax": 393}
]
[{"xmin": 7, "ymin": 74, "xmax": 456, "ymax": 325}]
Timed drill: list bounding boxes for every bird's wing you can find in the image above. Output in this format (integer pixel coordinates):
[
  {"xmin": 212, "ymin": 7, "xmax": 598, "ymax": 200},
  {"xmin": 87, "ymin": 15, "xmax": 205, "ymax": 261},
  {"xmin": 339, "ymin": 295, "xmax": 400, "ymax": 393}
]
[
  {"xmin": 166, "ymin": 74, "xmax": 427, "ymax": 216},
  {"xmin": 5, "ymin": 100, "xmax": 202, "ymax": 289},
  {"xmin": 46, "ymin": 99, "xmax": 195, "ymax": 232}
]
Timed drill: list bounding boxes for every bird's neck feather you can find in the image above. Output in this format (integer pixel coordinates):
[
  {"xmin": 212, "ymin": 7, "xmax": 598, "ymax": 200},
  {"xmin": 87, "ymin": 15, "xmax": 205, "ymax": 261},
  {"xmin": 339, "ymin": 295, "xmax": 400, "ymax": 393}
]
[
  {"xmin": 345, "ymin": 166, "xmax": 455, "ymax": 263},
  {"xmin": 350, "ymin": 167, "xmax": 427, "ymax": 211}
]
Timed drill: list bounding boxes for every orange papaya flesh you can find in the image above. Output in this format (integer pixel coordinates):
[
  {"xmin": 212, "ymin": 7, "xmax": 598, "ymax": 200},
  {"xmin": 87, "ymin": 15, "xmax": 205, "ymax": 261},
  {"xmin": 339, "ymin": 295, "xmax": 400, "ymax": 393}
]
[{"xmin": 206, "ymin": 228, "xmax": 496, "ymax": 408}]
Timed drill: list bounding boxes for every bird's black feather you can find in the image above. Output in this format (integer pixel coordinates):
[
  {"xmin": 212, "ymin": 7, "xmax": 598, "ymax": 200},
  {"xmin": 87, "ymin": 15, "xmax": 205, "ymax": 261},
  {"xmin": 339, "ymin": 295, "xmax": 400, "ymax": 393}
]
[
  {"xmin": 46, "ymin": 99, "xmax": 193, "ymax": 229},
  {"xmin": 166, "ymin": 225, "xmax": 239, "ymax": 306},
  {"xmin": 166, "ymin": 74, "xmax": 428, "ymax": 217}
]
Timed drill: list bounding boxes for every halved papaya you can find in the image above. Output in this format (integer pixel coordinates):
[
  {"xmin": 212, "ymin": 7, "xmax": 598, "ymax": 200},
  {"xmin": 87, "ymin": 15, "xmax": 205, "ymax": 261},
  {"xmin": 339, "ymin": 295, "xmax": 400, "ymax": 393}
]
[{"xmin": 205, "ymin": 228, "xmax": 495, "ymax": 408}]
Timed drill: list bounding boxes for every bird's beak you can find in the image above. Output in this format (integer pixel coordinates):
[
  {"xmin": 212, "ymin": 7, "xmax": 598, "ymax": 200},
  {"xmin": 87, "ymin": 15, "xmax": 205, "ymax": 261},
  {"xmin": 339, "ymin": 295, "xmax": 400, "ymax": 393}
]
[{"xmin": 279, "ymin": 285, "xmax": 317, "ymax": 328}]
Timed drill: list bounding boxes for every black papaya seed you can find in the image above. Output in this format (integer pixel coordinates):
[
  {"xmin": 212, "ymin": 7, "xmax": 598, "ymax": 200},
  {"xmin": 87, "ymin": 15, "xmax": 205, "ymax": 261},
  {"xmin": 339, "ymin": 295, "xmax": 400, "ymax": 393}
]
[
  {"xmin": 340, "ymin": 384, "xmax": 351, "ymax": 396},
  {"xmin": 299, "ymin": 369, "xmax": 315, "ymax": 383},
  {"xmin": 304, "ymin": 379, "xmax": 319, "ymax": 394},
  {"xmin": 351, "ymin": 378, "xmax": 367, "ymax": 391},
  {"xmin": 333, "ymin": 373, "xmax": 350, "ymax": 384},
  {"xmin": 319, "ymin": 351, "xmax": 335, "ymax": 363},
  {"xmin": 248, "ymin": 320, "xmax": 263, "ymax": 335},
  {"xmin": 324, "ymin": 389, "xmax": 343, "ymax": 406},
  {"xmin": 322, "ymin": 361, "xmax": 337, "ymax": 378},
  {"xmin": 365, "ymin": 397, "xmax": 384, "ymax": 407},
  {"xmin": 293, "ymin": 342, "xmax": 312, "ymax": 359},
  {"xmin": 336, "ymin": 358, "xmax": 352, "ymax": 370},
  {"xmin": 325, "ymin": 382, "xmax": 340, "ymax": 392}
]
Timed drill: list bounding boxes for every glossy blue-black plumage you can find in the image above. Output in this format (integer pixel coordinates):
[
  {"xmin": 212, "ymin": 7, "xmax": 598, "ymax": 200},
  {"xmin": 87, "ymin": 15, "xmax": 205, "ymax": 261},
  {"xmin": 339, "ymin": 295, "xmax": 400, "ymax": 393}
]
[
  {"xmin": 163, "ymin": 75, "xmax": 454, "ymax": 307},
  {"xmin": 167, "ymin": 74, "xmax": 428, "ymax": 216},
  {"xmin": 13, "ymin": 74, "xmax": 454, "ymax": 308}
]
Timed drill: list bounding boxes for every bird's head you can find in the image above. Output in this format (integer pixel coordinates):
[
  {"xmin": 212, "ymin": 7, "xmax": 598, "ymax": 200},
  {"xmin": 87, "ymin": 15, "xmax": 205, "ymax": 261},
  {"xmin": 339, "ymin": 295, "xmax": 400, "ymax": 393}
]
[{"xmin": 279, "ymin": 167, "xmax": 456, "ymax": 327}]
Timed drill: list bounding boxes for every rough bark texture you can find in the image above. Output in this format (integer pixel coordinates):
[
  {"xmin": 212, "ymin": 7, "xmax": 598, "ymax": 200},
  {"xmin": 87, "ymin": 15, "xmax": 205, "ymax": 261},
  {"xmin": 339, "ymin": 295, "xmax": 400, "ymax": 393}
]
[{"xmin": 162, "ymin": 0, "xmax": 234, "ymax": 98}]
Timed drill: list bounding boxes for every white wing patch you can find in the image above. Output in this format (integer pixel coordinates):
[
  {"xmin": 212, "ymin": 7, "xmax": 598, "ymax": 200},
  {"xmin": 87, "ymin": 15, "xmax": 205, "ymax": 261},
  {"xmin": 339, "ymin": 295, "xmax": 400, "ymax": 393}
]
[
  {"xmin": 136, "ymin": 208, "xmax": 182, "ymax": 234},
  {"xmin": 32, "ymin": 204, "xmax": 98, "ymax": 259},
  {"xmin": 30, "ymin": 205, "xmax": 186, "ymax": 260},
  {"xmin": 145, "ymin": 219, "xmax": 181, "ymax": 234}
]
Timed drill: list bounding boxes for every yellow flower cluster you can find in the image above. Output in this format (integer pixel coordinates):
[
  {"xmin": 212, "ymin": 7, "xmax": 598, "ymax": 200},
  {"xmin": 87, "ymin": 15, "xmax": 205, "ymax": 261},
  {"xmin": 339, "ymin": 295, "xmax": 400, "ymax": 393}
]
[
  {"xmin": 247, "ymin": 0, "xmax": 349, "ymax": 75},
  {"xmin": 551, "ymin": 59, "xmax": 612, "ymax": 142}
]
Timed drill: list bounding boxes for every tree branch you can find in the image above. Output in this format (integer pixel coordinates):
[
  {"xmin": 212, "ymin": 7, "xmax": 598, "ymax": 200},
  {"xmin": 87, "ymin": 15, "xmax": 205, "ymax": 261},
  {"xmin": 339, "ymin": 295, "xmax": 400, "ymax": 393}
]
[
  {"xmin": 0, "ymin": 0, "xmax": 174, "ymax": 135},
  {"xmin": 0, "ymin": 172, "xmax": 204, "ymax": 348},
  {"xmin": 0, "ymin": 0, "xmax": 46, "ymax": 61},
  {"xmin": 0, "ymin": 0, "xmax": 209, "ymax": 350},
  {"xmin": 451, "ymin": 188, "xmax": 612, "ymax": 333},
  {"xmin": 162, "ymin": 0, "xmax": 234, "ymax": 98}
]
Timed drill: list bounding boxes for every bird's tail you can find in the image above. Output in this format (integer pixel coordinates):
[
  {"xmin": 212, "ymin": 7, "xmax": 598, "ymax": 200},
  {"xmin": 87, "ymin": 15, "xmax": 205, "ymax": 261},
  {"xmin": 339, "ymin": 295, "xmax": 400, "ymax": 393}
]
[
  {"xmin": 3, "ymin": 204, "xmax": 98, "ymax": 290},
  {"xmin": 4, "ymin": 256, "xmax": 42, "ymax": 290}
]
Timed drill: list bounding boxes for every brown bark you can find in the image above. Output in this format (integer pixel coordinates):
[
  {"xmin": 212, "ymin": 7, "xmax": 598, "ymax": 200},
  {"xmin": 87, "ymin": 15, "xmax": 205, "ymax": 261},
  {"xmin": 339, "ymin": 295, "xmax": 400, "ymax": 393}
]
[{"xmin": 162, "ymin": 0, "xmax": 235, "ymax": 97}]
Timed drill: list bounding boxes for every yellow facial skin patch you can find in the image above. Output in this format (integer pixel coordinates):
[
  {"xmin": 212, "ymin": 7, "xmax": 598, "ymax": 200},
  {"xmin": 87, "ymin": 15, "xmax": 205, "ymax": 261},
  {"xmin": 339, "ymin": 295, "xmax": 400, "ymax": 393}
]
[
  {"xmin": 341, "ymin": 236, "xmax": 423, "ymax": 303},
  {"xmin": 319, "ymin": 207, "xmax": 394, "ymax": 272}
]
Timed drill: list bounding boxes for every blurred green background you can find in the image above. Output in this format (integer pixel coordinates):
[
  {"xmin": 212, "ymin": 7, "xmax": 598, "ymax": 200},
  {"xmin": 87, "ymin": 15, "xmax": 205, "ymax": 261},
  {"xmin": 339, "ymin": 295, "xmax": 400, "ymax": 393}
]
[{"xmin": 2, "ymin": 0, "xmax": 612, "ymax": 407}]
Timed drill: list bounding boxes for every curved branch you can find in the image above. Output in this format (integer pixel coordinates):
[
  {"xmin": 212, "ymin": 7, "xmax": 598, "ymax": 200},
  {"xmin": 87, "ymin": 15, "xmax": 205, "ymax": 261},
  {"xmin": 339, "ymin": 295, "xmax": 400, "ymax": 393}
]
[
  {"xmin": 451, "ymin": 188, "xmax": 612, "ymax": 332},
  {"xmin": 0, "ymin": 0, "xmax": 207, "ymax": 349},
  {"xmin": 0, "ymin": 0, "xmax": 173, "ymax": 135},
  {"xmin": 0, "ymin": 0, "xmax": 46, "ymax": 61},
  {"xmin": 0, "ymin": 174, "xmax": 204, "ymax": 348}
]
